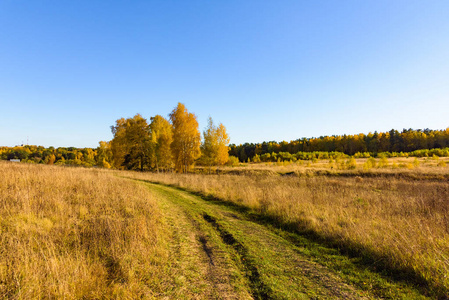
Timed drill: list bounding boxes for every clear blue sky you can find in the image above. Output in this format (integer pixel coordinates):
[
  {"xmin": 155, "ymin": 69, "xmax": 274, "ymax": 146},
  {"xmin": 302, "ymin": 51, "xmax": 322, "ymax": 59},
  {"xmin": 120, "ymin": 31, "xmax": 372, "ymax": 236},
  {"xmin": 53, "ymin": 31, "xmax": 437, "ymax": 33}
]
[{"xmin": 1, "ymin": 1, "xmax": 448, "ymax": 147}]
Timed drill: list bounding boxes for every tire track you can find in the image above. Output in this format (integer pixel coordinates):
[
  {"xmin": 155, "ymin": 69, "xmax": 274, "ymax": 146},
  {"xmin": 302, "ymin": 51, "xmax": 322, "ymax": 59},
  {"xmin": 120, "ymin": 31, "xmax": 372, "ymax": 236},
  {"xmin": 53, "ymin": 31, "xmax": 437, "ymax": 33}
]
[{"xmin": 203, "ymin": 212, "xmax": 272, "ymax": 299}]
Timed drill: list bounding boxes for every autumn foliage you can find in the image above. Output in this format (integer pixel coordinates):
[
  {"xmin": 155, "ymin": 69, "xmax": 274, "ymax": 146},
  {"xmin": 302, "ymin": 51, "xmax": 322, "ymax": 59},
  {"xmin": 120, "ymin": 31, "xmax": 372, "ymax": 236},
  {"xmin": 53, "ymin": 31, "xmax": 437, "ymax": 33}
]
[
  {"xmin": 149, "ymin": 115, "xmax": 173, "ymax": 172},
  {"xmin": 110, "ymin": 114, "xmax": 151, "ymax": 171},
  {"xmin": 200, "ymin": 117, "xmax": 230, "ymax": 172},
  {"xmin": 169, "ymin": 103, "xmax": 201, "ymax": 173},
  {"xmin": 229, "ymin": 128, "xmax": 449, "ymax": 162},
  {"xmin": 0, "ymin": 103, "xmax": 230, "ymax": 172},
  {"xmin": 3, "ymin": 107, "xmax": 449, "ymax": 171},
  {"xmin": 106, "ymin": 102, "xmax": 228, "ymax": 172}
]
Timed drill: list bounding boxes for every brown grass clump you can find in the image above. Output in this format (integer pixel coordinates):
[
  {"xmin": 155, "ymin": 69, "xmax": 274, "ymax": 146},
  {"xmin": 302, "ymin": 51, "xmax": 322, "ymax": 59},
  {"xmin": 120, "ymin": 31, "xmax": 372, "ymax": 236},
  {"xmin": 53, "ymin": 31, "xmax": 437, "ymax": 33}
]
[
  {"xmin": 0, "ymin": 162, "xmax": 166, "ymax": 298},
  {"xmin": 130, "ymin": 169, "xmax": 449, "ymax": 295}
]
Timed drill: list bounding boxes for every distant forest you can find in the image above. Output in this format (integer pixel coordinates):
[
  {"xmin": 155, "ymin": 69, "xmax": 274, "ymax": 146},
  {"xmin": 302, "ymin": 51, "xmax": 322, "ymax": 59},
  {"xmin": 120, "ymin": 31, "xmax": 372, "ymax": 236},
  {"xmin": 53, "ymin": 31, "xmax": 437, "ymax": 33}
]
[
  {"xmin": 0, "ymin": 145, "xmax": 99, "ymax": 167},
  {"xmin": 229, "ymin": 128, "xmax": 449, "ymax": 162},
  {"xmin": 2, "ymin": 127, "xmax": 449, "ymax": 167}
]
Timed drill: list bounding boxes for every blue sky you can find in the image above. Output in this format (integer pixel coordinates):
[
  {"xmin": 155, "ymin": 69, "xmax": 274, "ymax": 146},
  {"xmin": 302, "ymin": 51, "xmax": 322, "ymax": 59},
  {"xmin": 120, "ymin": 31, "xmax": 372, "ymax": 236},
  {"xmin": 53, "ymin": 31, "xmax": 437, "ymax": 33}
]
[{"xmin": 1, "ymin": 1, "xmax": 448, "ymax": 147}]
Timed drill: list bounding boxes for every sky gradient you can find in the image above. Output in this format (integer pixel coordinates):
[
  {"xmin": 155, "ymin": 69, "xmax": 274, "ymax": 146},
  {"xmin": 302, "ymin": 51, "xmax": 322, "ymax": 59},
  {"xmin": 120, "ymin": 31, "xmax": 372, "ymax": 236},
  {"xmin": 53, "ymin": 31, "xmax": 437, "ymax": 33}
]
[{"xmin": 1, "ymin": 1, "xmax": 448, "ymax": 147}]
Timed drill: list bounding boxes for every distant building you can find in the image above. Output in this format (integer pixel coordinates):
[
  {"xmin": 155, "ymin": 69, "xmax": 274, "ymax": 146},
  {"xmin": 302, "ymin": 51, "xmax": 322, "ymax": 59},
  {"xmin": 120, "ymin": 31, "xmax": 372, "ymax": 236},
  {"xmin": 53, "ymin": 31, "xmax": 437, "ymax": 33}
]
[{"xmin": 9, "ymin": 159, "xmax": 20, "ymax": 162}]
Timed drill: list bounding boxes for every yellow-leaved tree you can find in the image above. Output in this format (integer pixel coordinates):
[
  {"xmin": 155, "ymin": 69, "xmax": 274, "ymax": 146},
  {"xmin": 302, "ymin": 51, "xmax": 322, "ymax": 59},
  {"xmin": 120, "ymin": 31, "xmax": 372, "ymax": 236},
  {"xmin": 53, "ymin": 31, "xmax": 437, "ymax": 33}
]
[
  {"xmin": 96, "ymin": 141, "xmax": 113, "ymax": 168},
  {"xmin": 149, "ymin": 115, "xmax": 173, "ymax": 172},
  {"xmin": 110, "ymin": 114, "xmax": 151, "ymax": 171},
  {"xmin": 169, "ymin": 103, "xmax": 201, "ymax": 173},
  {"xmin": 201, "ymin": 117, "xmax": 230, "ymax": 173},
  {"xmin": 110, "ymin": 117, "xmax": 127, "ymax": 168},
  {"xmin": 216, "ymin": 122, "xmax": 230, "ymax": 165}
]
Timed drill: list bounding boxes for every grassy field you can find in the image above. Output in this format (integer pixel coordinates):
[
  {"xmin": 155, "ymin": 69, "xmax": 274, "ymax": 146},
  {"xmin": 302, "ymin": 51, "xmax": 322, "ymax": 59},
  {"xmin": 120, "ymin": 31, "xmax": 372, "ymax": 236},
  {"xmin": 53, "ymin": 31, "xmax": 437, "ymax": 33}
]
[
  {"xmin": 1, "ymin": 159, "xmax": 448, "ymax": 298},
  {"xmin": 140, "ymin": 181, "xmax": 431, "ymax": 299},
  {"xmin": 213, "ymin": 156, "xmax": 449, "ymax": 176},
  {"xmin": 129, "ymin": 157, "xmax": 449, "ymax": 297},
  {"xmin": 0, "ymin": 161, "xmax": 170, "ymax": 298}
]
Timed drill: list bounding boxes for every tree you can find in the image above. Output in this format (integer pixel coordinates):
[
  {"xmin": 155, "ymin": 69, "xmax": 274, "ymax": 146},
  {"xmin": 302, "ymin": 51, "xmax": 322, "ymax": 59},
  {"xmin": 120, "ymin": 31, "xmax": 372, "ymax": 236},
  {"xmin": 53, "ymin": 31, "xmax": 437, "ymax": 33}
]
[
  {"xmin": 110, "ymin": 114, "xmax": 151, "ymax": 171},
  {"xmin": 169, "ymin": 103, "xmax": 201, "ymax": 173},
  {"xmin": 201, "ymin": 117, "xmax": 218, "ymax": 171},
  {"xmin": 110, "ymin": 118, "xmax": 127, "ymax": 168},
  {"xmin": 96, "ymin": 141, "xmax": 112, "ymax": 168},
  {"xmin": 149, "ymin": 115, "xmax": 173, "ymax": 172},
  {"xmin": 215, "ymin": 123, "xmax": 230, "ymax": 165},
  {"xmin": 201, "ymin": 117, "xmax": 230, "ymax": 173},
  {"xmin": 46, "ymin": 154, "xmax": 56, "ymax": 165}
]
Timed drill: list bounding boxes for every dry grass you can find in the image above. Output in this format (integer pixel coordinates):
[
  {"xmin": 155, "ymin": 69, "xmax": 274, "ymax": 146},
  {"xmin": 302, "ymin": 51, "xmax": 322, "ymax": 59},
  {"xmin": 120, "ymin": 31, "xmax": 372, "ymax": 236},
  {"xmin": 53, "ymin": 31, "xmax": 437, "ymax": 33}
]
[
  {"xmin": 214, "ymin": 156, "xmax": 449, "ymax": 176},
  {"xmin": 3, "ymin": 159, "xmax": 448, "ymax": 297},
  {"xmin": 0, "ymin": 162, "xmax": 168, "ymax": 299},
  {"xmin": 129, "ymin": 164, "xmax": 449, "ymax": 296}
]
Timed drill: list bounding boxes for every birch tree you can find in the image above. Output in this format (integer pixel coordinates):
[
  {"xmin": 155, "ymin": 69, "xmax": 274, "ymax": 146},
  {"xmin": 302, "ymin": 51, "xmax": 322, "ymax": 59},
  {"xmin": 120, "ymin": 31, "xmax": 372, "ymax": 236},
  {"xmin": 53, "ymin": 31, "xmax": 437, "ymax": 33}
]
[
  {"xmin": 169, "ymin": 103, "xmax": 201, "ymax": 173},
  {"xmin": 201, "ymin": 117, "xmax": 230, "ymax": 173},
  {"xmin": 149, "ymin": 115, "xmax": 173, "ymax": 172}
]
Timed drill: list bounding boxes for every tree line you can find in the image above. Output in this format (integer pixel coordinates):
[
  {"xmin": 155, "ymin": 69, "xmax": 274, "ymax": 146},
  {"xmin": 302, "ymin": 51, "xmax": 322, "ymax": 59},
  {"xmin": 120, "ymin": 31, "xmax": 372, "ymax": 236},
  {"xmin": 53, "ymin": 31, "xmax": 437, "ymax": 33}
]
[
  {"xmin": 0, "ymin": 145, "xmax": 98, "ymax": 166},
  {"xmin": 229, "ymin": 128, "xmax": 449, "ymax": 162},
  {"xmin": 2, "ymin": 112, "xmax": 449, "ymax": 167}
]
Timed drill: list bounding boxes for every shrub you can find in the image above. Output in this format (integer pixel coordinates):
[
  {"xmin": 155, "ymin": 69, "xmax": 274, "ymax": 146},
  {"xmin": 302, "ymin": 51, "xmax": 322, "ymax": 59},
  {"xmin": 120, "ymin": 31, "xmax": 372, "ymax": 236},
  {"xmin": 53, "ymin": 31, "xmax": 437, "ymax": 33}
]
[
  {"xmin": 437, "ymin": 160, "xmax": 447, "ymax": 167},
  {"xmin": 378, "ymin": 157, "xmax": 388, "ymax": 168},
  {"xmin": 346, "ymin": 157, "xmax": 357, "ymax": 170},
  {"xmin": 363, "ymin": 157, "xmax": 377, "ymax": 170},
  {"xmin": 227, "ymin": 156, "xmax": 239, "ymax": 167}
]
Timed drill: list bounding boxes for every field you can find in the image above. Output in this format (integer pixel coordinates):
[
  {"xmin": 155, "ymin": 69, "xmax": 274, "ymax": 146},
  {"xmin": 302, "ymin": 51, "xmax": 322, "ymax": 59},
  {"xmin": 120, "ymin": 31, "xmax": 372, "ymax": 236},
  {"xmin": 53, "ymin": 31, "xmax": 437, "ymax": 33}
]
[
  {"xmin": 0, "ymin": 162, "xmax": 170, "ymax": 298},
  {"xmin": 1, "ymin": 158, "xmax": 448, "ymax": 298},
  {"xmin": 130, "ymin": 157, "xmax": 449, "ymax": 297}
]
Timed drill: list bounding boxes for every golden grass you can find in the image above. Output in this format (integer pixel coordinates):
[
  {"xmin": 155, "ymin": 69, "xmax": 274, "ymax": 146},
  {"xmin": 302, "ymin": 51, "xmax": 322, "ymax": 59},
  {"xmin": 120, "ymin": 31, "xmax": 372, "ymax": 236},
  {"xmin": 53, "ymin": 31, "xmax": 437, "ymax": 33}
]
[
  {"xmin": 3, "ymin": 158, "xmax": 448, "ymax": 296},
  {"xmin": 216, "ymin": 156, "xmax": 449, "ymax": 174},
  {"xmin": 129, "ymin": 164, "xmax": 449, "ymax": 295},
  {"xmin": 0, "ymin": 162, "xmax": 168, "ymax": 299}
]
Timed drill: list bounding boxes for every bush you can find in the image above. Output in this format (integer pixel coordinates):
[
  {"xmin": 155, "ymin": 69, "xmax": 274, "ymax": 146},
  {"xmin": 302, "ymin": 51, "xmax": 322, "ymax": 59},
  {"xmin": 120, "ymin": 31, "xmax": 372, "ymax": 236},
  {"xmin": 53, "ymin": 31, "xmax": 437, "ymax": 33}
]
[
  {"xmin": 227, "ymin": 156, "xmax": 239, "ymax": 167},
  {"xmin": 413, "ymin": 158, "xmax": 420, "ymax": 167},
  {"xmin": 363, "ymin": 157, "xmax": 377, "ymax": 170},
  {"xmin": 378, "ymin": 157, "xmax": 388, "ymax": 168},
  {"xmin": 346, "ymin": 157, "xmax": 357, "ymax": 169}
]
